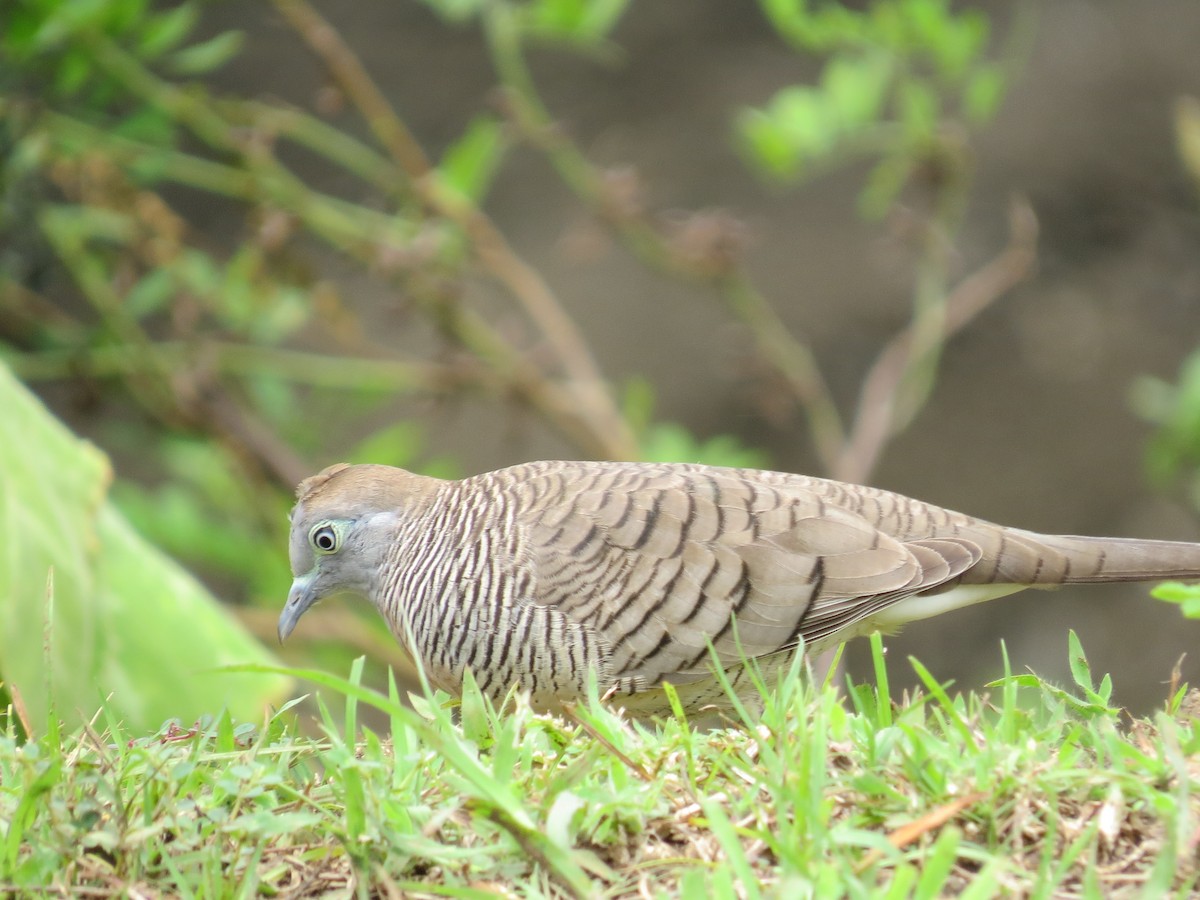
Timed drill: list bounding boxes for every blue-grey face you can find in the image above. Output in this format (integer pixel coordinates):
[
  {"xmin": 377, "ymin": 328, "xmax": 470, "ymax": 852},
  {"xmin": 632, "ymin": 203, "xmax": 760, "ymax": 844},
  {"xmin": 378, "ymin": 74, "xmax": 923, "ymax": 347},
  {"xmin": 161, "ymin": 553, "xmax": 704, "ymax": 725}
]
[
  {"xmin": 278, "ymin": 462, "xmax": 441, "ymax": 643},
  {"xmin": 279, "ymin": 508, "xmax": 352, "ymax": 642},
  {"xmin": 278, "ymin": 505, "xmax": 397, "ymax": 642}
]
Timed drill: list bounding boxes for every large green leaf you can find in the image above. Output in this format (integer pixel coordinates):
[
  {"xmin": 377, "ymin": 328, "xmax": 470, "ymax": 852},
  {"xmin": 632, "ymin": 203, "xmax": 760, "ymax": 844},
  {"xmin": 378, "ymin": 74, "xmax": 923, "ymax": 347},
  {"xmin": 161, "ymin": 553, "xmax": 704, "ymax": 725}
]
[{"xmin": 0, "ymin": 361, "xmax": 289, "ymax": 734}]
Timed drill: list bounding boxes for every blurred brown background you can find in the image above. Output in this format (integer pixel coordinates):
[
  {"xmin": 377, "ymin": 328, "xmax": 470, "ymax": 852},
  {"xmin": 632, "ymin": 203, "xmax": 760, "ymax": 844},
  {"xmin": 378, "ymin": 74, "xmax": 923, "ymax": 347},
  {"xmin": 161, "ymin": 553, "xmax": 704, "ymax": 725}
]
[{"xmin": 170, "ymin": 1, "xmax": 1200, "ymax": 708}]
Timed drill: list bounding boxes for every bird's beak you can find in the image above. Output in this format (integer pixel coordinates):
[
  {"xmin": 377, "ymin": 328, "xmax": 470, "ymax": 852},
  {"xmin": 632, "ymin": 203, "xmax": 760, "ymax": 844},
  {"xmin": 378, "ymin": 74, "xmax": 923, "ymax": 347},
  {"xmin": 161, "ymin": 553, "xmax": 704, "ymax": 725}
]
[{"xmin": 278, "ymin": 572, "xmax": 318, "ymax": 643}]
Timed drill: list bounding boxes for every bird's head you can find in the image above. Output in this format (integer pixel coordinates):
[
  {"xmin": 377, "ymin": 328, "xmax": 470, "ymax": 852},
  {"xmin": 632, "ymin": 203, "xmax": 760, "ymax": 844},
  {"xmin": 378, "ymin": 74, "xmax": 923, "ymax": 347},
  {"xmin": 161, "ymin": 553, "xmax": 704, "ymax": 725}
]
[{"xmin": 278, "ymin": 462, "xmax": 445, "ymax": 642}]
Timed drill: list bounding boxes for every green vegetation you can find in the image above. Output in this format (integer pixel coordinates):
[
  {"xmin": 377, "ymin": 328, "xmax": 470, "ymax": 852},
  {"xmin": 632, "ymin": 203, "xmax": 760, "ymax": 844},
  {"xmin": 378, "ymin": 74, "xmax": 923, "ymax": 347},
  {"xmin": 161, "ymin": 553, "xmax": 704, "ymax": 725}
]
[
  {"xmin": 3, "ymin": 0, "xmax": 1200, "ymax": 894},
  {"xmin": 1, "ymin": 0, "xmax": 1040, "ymax": 734},
  {"xmin": 0, "ymin": 366, "xmax": 287, "ymax": 736},
  {"xmin": 3, "ymin": 636, "xmax": 1197, "ymax": 897}
]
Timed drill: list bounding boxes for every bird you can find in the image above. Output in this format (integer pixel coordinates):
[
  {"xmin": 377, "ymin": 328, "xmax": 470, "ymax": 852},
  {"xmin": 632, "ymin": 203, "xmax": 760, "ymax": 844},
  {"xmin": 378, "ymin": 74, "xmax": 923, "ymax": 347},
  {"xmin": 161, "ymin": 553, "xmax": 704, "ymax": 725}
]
[{"xmin": 278, "ymin": 460, "xmax": 1200, "ymax": 718}]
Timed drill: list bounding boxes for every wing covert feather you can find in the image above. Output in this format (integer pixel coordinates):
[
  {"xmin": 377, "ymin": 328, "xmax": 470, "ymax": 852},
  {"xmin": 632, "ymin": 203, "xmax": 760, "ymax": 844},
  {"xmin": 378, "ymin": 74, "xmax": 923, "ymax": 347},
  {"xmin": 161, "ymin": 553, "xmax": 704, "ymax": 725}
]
[{"xmin": 521, "ymin": 466, "xmax": 981, "ymax": 687}]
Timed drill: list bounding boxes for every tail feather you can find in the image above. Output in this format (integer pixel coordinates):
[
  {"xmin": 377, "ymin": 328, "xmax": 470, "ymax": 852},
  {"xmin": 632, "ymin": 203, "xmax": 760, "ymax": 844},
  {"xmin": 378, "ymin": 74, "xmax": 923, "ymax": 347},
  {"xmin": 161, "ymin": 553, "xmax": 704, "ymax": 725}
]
[{"xmin": 1028, "ymin": 532, "xmax": 1200, "ymax": 584}]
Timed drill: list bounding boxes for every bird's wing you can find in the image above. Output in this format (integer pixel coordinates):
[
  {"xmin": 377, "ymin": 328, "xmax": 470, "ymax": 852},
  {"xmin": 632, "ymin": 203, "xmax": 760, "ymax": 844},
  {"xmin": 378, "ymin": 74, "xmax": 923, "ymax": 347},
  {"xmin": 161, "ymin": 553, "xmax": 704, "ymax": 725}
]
[{"xmin": 522, "ymin": 465, "xmax": 981, "ymax": 687}]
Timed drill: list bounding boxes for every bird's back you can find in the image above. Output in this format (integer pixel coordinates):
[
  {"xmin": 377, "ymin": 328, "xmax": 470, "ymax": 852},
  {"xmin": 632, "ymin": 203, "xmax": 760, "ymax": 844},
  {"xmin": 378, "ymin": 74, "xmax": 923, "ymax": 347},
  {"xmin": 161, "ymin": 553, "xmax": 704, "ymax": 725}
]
[{"xmin": 471, "ymin": 461, "xmax": 1200, "ymax": 714}]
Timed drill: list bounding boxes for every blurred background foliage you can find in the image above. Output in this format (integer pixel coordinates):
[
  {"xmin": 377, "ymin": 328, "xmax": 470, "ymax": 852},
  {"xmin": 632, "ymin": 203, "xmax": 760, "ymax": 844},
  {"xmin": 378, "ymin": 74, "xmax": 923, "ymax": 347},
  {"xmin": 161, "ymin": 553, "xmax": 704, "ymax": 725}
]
[{"xmin": 1, "ymin": 0, "xmax": 1199, "ymax": 733}]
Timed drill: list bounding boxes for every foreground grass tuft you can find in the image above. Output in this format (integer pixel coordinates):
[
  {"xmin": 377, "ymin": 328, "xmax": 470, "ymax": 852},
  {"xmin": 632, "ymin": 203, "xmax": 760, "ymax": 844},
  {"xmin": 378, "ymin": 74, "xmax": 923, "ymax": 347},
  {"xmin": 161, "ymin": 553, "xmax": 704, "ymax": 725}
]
[{"xmin": 2, "ymin": 635, "xmax": 1199, "ymax": 898}]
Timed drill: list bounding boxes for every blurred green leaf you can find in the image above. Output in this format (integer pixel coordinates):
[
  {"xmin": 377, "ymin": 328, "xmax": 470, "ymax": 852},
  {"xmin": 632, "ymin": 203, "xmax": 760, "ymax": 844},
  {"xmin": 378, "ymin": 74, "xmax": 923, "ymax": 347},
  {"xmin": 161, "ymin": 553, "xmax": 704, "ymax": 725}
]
[
  {"xmin": 935, "ymin": 11, "xmax": 987, "ymax": 81},
  {"xmin": 775, "ymin": 86, "xmax": 837, "ymax": 158},
  {"xmin": 243, "ymin": 372, "xmax": 299, "ymax": 428},
  {"xmin": 739, "ymin": 84, "xmax": 846, "ymax": 182},
  {"xmin": 859, "ymin": 152, "xmax": 914, "ymax": 219},
  {"xmin": 760, "ymin": 0, "xmax": 863, "ymax": 51},
  {"xmin": 0, "ymin": 362, "xmax": 289, "ymax": 734},
  {"xmin": 1153, "ymin": 581, "xmax": 1200, "ymax": 620},
  {"xmin": 824, "ymin": 54, "xmax": 891, "ymax": 129},
  {"xmin": 350, "ymin": 422, "xmax": 427, "ymax": 467},
  {"xmin": 40, "ymin": 203, "xmax": 134, "ymax": 246},
  {"xmin": 620, "ymin": 376, "xmax": 657, "ymax": 436},
  {"xmin": 1134, "ymin": 351, "xmax": 1200, "ymax": 497},
  {"xmin": 125, "ymin": 267, "xmax": 175, "ymax": 319},
  {"xmin": 1151, "ymin": 581, "xmax": 1198, "ymax": 604},
  {"xmin": 167, "ymin": 29, "xmax": 243, "ymax": 76},
  {"xmin": 894, "ymin": 0, "xmax": 987, "ymax": 82},
  {"xmin": 418, "ymin": 0, "xmax": 487, "ymax": 24},
  {"xmin": 963, "ymin": 64, "xmax": 1006, "ymax": 124},
  {"xmin": 575, "ymin": 0, "xmax": 630, "ymax": 40},
  {"xmin": 898, "ymin": 79, "xmax": 938, "ymax": 139},
  {"xmin": 436, "ymin": 115, "xmax": 506, "ymax": 205},
  {"xmin": 1176, "ymin": 97, "xmax": 1200, "ymax": 196},
  {"xmin": 138, "ymin": 2, "xmax": 199, "ymax": 59},
  {"xmin": 745, "ymin": 0, "xmax": 1007, "ymax": 198},
  {"xmin": 522, "ymin": 0, "xmax": 631, "ymax": 43},
  {"xmin": 623, "ymin": 382, "xmax": 769, "ymax": 469},
  {"xmin": 641, "ymin": 422, "xmax": 769, "ymax": 470},
  {"xmin": 111, "ymin": 107, "xmax": 178, "ymax": 146},
  {"xmin": 52, "ymin": 49, "xmax": 93, "ymax": 97},
  {"xmin": 2, "ymin": 8, "xmax": 41, "ymax": 58},
  {"xmin": 114, "ymin": 476, "xmax": 292, "ymax": 603},
  {"xmin": 32, "ymin": 0, "xmax": 112, "ymax": 51},
  {"xmin": 737, "ymin": 108, "xmax": 804, "ymax": 180},
  {"xmin": 174, "ymin": 247, "xmax": 222, "ymax": 294},
  {"xmin": 350, "ymin": 422, "xmax": 460, "ymax": 479},
  {"xmin": 107, "ymin": 0, "xmax": 150, "ymax": 34},
  {"xmin": 759, "ymin": 0, "xmax": 815, "ymax": 48}
]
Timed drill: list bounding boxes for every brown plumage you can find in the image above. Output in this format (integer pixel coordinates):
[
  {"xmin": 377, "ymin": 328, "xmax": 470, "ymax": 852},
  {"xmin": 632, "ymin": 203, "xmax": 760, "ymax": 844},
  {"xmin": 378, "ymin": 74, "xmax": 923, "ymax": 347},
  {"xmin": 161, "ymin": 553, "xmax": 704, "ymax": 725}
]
[{"xmin": 278, "ymin": 460, "xmax": 1200, "ymax": 717}]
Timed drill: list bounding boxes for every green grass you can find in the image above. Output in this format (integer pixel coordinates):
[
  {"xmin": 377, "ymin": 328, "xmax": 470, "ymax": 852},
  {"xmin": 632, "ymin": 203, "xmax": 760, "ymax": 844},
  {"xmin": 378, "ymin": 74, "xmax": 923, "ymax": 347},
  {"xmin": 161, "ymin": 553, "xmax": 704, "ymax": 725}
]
[{"xmin": 2, "ymin": 634, "xmax": 1199, "ymax": 898}]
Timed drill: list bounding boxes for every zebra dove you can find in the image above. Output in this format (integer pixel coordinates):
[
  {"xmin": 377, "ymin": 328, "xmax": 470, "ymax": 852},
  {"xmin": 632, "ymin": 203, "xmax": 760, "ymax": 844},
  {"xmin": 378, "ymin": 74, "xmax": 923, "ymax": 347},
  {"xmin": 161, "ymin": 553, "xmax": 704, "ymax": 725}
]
[{"xmin": 278, "ymin": 460, "xmax": 1200, "ymax": 717}]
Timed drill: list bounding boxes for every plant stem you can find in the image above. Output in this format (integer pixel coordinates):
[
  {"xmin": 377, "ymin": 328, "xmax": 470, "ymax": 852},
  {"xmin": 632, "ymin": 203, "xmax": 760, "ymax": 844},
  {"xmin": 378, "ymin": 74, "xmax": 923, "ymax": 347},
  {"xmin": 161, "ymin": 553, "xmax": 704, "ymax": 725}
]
[
  {"xmin": 64, "ymin": 31, "xmax": 636, "ymax": 460},
  {"xmin": 836, "ymin": 198, "xmax": 1038, "ymax": 484},
  {"xmin": 3, "ymin": 341, "xmax": 453, "ymax": 393},
  {"xmin": 273, "ymin": 0, "xmax": 638, "ymax": 460},
  {"xmin": 482, "ymin": 0, "xmax": 848, "ymax": 472}
]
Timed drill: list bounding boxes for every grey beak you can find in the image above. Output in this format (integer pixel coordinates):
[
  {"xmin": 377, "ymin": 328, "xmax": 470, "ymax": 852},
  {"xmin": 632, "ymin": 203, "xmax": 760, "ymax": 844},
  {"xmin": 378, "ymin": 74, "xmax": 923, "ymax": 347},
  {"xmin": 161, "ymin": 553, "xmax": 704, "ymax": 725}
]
[{"xmin": 278, "ymin": 573, "xmax": 317, "ymax": 642}]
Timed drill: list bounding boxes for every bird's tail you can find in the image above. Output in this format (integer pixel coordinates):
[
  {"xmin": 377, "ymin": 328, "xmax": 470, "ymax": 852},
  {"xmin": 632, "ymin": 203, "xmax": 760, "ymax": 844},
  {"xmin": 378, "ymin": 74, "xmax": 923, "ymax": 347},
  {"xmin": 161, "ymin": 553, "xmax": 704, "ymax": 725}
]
[{"xmin": 1023, "ymin": 532, "xmax": 1200, "ymax": 584}]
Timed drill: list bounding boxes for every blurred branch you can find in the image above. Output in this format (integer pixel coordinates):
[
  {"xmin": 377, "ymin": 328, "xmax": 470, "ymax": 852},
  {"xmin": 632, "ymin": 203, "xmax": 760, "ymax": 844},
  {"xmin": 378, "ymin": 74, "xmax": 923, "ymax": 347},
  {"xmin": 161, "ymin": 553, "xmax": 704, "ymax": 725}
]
[
  {"xmin": 270, "ymin": 0, "xmax": 433, "ymax": 181},
  {"xmin": 721, "ymin": 275, "xmax": 846, "ymax": 470},
  {"xmin": 1175, "ymin": 96, "xmax": 1200, "ymax": 200},
  {"xmin": 221, "ymin": 99, "xmax": 403, "ymax": 194},
  {"xmin": 835, "ymin": 198, "xmax": 1039, "ymax": 483},
  {"xmin": 272, "ymin": 0, "xmax": 638, "ymax": 460},
  {"xmin": 4, "ymin": 338, "xmax": 460, "ymax": 393},
  {"xmin": 51, "ymin": 33, "xmax": 636, "ymax": 461},
  {"xmin": 0, "ymin": 279, "xmax": 89, "ymax": 342},
  {"xmin": 43, "ymin": 111, "xmax": 404, "ymax": 250},
  {"xmin": 482, "ymin": 1, "xmax": 847, "ymax": 471},
  {"xmin": 203, "ymin": 392, "xmax": 312, "ymax": 489},
  {"xmin": 39, "ymin": 210, "xmax": 187, "ymax": 426},
  {"xmin": 9, "ymin": 2, "xmax": 1037, "ymax": 492},
  {"xmin": 479, "ymin": 4, "xmax": 1038, "ymax": 485}
]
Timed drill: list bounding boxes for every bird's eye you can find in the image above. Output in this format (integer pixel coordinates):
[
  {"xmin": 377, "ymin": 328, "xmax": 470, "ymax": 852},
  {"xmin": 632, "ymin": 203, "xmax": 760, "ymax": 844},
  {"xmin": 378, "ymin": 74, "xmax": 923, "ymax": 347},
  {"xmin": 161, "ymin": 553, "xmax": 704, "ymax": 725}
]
[{"xmin": 310, "ymin": 524, "xmax": 339, "ymax": 553}]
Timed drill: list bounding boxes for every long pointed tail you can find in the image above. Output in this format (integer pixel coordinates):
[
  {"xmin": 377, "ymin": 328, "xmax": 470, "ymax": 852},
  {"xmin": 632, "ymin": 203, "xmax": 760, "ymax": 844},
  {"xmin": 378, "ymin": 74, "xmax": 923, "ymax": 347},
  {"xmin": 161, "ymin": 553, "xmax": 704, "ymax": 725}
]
[{"xmin": 1014, "ymin": 531, "xmax": 1200, "ymax": 585}]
